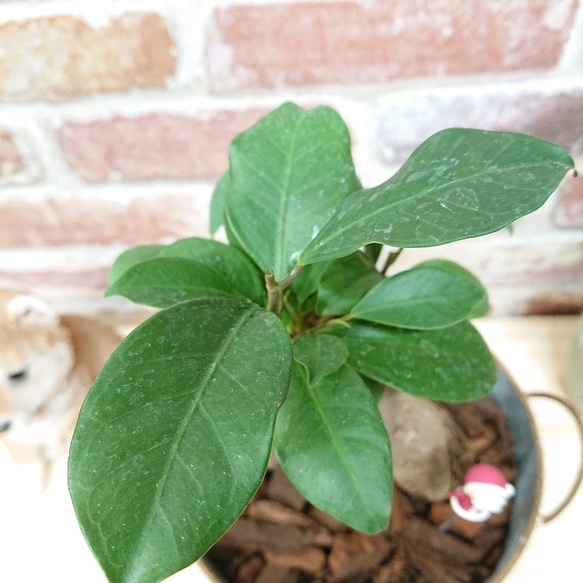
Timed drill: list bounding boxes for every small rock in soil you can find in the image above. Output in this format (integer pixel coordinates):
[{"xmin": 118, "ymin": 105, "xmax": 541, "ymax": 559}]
[{"xmin": 381, "ymin": 390, "xmax": 471, "ymax": 500}]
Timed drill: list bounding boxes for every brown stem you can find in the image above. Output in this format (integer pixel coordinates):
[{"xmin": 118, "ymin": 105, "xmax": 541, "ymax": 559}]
[
  {"xmin": 381, "ymin": 248, "xmax": 403, "ymax": 274},
  {"xmin": 298, "ymin": 313, "xmax": 353, "ymax": 337},
  {"xmin": 279, "ymin": 264, "xmax": 304, "ymax": 290},
  {"xmin": 265, "ymin": 265, "xmax": 305, "ymax": 315},
  {"xmin": 265, "ymin": 271, "xmax": 282, "ymax": 314}
]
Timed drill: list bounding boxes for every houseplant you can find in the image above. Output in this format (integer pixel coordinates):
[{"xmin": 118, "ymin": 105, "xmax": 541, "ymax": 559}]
[{"xmin": 68, "ymin": 102, "xmax": 574, "ymax": 583}]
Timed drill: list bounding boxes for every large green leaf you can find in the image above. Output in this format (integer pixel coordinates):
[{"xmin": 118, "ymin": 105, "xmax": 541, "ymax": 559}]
[
  {"xmin": 417, "ymin": 259, "xmax": 490, "ymax": 318},
  {"xmin": 69, "ymin": 299, "xmax": 293, "ymax": 583},
  {"xmin": 210, "ymin": 172, "xmax": 229, "ymax": 235},
  {"xmin": 301, "ymin": 130, "xmax": 574, "ymax": 263},
  {"xmin": 316, "ymin": 252, "xmax": 383, "ymax": 316},
  {"xmin": 106, "ymin": 238, "xmax": 265, "ymax": 308},
  {"xmin": 293, "ymin": 334, "xmax": 348, "ymax": 383},
  {"xmin": 290, "ymin": 261, "xmax": 330, "ymax": 302},
  {"xmin": 274, "ymin": 362, "xmax": 392, "ymax": 534},
  {"xmin": 158, "ymin": 238, "xmax": 265, "ymax": 305},
  {"xmin": 225, "ymin": 102, "xmax": 361, "ymax": 281},
  {"xmin": 350, "ymin": 261, "xmax": 487, "ymax": 329},
  {"xmin": 107, "ymin": 245, "xmax": 164, "ymax": 286},
  {"xmin": 337, "ymin": 321, "xmax": 496, "ymax": 401},
  {"xmin": 105, "ymin": 257, "xmax": 247, "ymax": 308}
]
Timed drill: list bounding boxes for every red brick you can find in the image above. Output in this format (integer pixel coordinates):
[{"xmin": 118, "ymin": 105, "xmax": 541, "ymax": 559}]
[
  {"xmin": 554, "ymin": 173, "xmax": 583, "ymax": 228},
  {"xmin": 206, "ymin": 0, "xmax": 576, "ymax": 92},
  {"xmin": 0, "ymin": 266, "xmax": 109, "ymax": 291},
  {"xmin": 377, "ymin": 82, "xmax": 583, "ymax": 163},
  {"xmin": 396, "ymin": 240, "xmax": 583, "ymax": 287},
  {"xmin": 524, "ymin": 292, "xmax": 583, "ymax": 315},
  {"xmin": 0, "ymin": 128, "xmax": 40, "ymax": 184},
  {"xmin": 58, "ymin": 109, "xmax": 268, "ymax": 181},
  {"xmin": 0, "ymin": 192, "xmax": 208, "ymax": 247},
  {"xmin": 0, "ymin": 13, "xmax": 175, "ymax": 99}
]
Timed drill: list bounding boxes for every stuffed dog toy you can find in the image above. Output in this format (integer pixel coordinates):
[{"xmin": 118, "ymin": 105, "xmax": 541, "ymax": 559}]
[{"xmin": 0, "ymin": 289, "xmax": 121, "ymax": 487}]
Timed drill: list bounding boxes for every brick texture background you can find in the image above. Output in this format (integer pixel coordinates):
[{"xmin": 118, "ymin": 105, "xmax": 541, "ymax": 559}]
[{"xmin": 0, "ymin": 0, "xmax": 582, "ymax": 318}]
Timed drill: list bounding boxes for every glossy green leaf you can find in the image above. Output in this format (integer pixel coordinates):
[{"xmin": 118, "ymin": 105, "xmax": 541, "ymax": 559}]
[
  {"xmin": 225, "ymin": 102, "xmax": 361, "ymax": 281},
  {"xmin": 418, "ymin": 259, "xmax": 490, "ymax": 318},
  {"xmin": 274, "ymin": 362, "xmax": 392, "ymax": 533},
  {"xmin": 350, "ymin": 262, "xmax": 487, "ymax": 329},
  {"xmin": 69, "ymin": 298, "xmax": 293, "ymax": 583},
  {"xmin": 290, "ymin": 261, "xmax": 330, "ymax": 302},
  {"xmin": 293, "ymin": 334, "xmax": 348, "ymax": 383},
  {"xmin": 107, "ymin": 245, "xmax": 164, "ymax": 286},
  {"xmin": 301, "ymin": 129, "xmax": 574, "ymax": 264},
  {"xmin": 317, "ymin": 252, "xmax": 383, "ymax": 316},
  {"xmin": 105, "ymin": 257, "xmax": 247, "ymax": 308},
  {"xmin": 362, "ymin": 375, "xmax": 386, "ymax": 403},
  {"xmin": 223, "ymin": 204, "xmax": 247, "ymax": 252},
  {"xmin": 158, "ymin": 237, "xmax": 265, "ymax": 305},
  {"xmin": 363, "ymin": 243, "xmax": 384, "ymax": 264},
  {"xmin": 338, "ymin": 321, "xmax": 496, "ymax": 401},
  {"xmin": 210, "ymin": 172, "xmax": 229, "ymax": 235}
]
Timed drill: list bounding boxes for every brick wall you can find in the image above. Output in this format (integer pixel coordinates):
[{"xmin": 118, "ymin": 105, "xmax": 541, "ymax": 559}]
[{"xmin": 0, "ymin": 0, "xmax": 582, "ymax": 318}]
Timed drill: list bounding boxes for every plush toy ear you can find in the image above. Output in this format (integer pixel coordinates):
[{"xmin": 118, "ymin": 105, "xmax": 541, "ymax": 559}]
[{"xmin": 7, "ymin": 293, "xmax": 59, "ymax": 327}]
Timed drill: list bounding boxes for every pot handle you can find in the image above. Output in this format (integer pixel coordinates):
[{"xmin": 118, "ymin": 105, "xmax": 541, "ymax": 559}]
[{"xmin": 527, "ymin": 392, "xmax": 583, "ymax": 524}]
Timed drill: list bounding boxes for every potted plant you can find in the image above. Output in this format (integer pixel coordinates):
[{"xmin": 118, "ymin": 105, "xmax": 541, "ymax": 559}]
[{"xmin": 68, "ymin": 102, "xmax": 574, "ymax": 583}]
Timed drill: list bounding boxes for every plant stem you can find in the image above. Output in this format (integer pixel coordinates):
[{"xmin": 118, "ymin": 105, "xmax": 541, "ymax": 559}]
[
  {"xmin": 299, "ymin": 313, "xmax": 354, "ymax": 336},
  {"xmin": 283, "ymin": 293, "xmax": 303, "ymax": 335},
  {"xmin": 381, "ymin": 248, "xmax": 403, "ymax": 274},
  {"xmin": 265, "ymin": 271, "xmax": 283, "ymax": 314},
  {"xmin": 279, "ymin": 264, "xmax": 304, "ymax": 290},
  {"xmin": 265, "ymin": 265, "xmax": 305, "ymax": 315}
]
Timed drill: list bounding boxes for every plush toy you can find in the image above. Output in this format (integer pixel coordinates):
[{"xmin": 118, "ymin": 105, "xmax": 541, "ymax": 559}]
[
  {"xmin": 0, "ymin": 289, "xmax": 121, "ymax": 487},
  {"xmin": 448, "ymin": 463, "xmax": 516, "ymax": 523}
]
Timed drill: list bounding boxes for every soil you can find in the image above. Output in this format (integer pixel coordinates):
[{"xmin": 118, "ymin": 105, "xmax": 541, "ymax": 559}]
[{"xmin": 206, "ymin": 396, "xmax": 518, "ymax": 583}]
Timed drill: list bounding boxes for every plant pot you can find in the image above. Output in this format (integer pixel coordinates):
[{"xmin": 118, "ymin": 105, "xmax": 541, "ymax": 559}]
[
  {"xmin": 479, "ymin": 369, "xmax": 582, "ymax": 581},
  {"xmin": 198, "ymin": 367, "xmax": 583, "ymax": 583}
]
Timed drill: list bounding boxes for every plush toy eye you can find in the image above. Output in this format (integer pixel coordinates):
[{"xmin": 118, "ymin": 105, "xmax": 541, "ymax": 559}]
[{"xmin": 8, "ymin": 369, "xmax": 29, "ymax": 385}]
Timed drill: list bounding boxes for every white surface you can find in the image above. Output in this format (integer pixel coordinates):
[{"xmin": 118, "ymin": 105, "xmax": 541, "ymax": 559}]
[{"xmin": 0, "ymin": 450, "xmax": 210, "ymax": 582}]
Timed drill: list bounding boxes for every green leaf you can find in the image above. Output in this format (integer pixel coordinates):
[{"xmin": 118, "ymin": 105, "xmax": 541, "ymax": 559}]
[
  {"xmin": 290, "ymin": 261, "xmax": 330, "ymax": 302},
  {"xmin": 210, "ymin": 172, "xmax": 230, "ymax": 235},
  {"xmin": 69, "ymin": 298, "xmax": 293, "ymax": 583},
  {"xmin": 274, "ymin": 362, "xmax": 392, "ymax": 534},
  {"xmin": 363, "ymin": 243, "xmax": 384, "ymax": 264},
  {"xmin": 159, "ymin": 237, "xmax": 265, "ymax": 305},
  {"xmin": 225, "ymin": 102, "xmax": 361, "ymax": 281},
  {"xmin": 417, "ymin": 259, "xmax": 490, "ymax": 318},
  {"xmin": 293, "ymin": 334, "xmax": 348, "ymax": 383},
  {"xmin": 301, "ymin": 129, "xmax": 574, "ymax": 264},
  {"xmin": 350, "ymin": 262, "xmax": 487, "ymax": 329},
  {"xmin": 223, "ymin": 204, "xmax": 247, "ymax": 252},
  {"xmin": 316, "ymin": 252, "xmax": 383, "ymax": 316},
  {"xmin": 338, "ymin": 321, "xmax": 496, "ymax": 401},
  {"xmin": 361, "ymin": 375, "xmax": 386, "ymax": 403},
  {"xmin": 107, "ymin": 245, "xmax": 164, "ymax": 286},
  {"xmin": 105, "ymin": 257, "xmax": 247, "ymax": 308}
]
